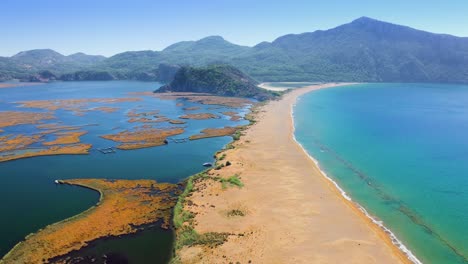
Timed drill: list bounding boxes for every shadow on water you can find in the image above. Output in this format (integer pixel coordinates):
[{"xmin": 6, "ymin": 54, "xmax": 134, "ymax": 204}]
[{"xmin": 52, "ymin": 226, "xmax": 174, "ymax": 264}]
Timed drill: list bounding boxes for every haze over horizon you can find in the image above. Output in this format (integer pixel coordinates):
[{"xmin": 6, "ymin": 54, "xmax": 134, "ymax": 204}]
[{"xmin": 2, "ymin": 0, "xmax": 468, "ymax": 57}]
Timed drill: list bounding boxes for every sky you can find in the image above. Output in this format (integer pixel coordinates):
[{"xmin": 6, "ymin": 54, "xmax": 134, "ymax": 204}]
[{"xmin": 1, "ymin": 0, "xmax": 468, "ymax": 57}]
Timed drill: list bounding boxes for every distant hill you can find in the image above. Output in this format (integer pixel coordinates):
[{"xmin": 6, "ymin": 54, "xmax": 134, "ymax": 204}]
[
  {"xmin": 10, "ymin": 49, "xmax": 106, "ymax": 70},
  {"xmin": 97, "ymin": 36, "xmax": 249, "ymax": 76},
  {"xmin": 242, "ymin": 17, "xmax": 468, "ymax": 82},
  {"xmin": 67, "ymin": 52, "xmax": 107, "ymax": 64},
  {"xmin": 0, "ymin": 49, "xmax": 107, "ymax": 81},
  {"xmin": 1, "ymin": 17, "xmax": 468, "ymax": 83},
  {"xmin": 160, "ymin": 36, "xmax": 250, "ymax": 65},
  {"xmin": 156, "ymin": 65, "xmax": 276, "ymax": 101}
]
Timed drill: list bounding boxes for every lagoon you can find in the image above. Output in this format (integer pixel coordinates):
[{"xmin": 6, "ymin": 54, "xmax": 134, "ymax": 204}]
[{"xmin": 0, "ymin": 81, "xmax": 248, "ymax": 259}]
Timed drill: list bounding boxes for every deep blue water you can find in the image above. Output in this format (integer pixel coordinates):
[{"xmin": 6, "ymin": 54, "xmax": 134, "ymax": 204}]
[
  {"xmin": 294, "ymin": 83, "xmax": 468, "ymax": 264},
  {"xmin": 0, "ymin": 81, "xmax": 248, "ymax": 259}
]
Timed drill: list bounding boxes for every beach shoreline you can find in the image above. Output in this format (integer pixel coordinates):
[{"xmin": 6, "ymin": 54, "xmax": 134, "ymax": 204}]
[
  {"xmin": 290, "ymin": 85, "xmax": 421, "ymax": 264},
  {"xmin": 175, "ymin": 82, "xmax": 417, "ymax": 263}
]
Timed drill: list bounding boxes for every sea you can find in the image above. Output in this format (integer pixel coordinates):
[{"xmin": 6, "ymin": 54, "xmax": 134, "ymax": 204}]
[
  {"xmin": 0, "ymin": 81, "xmax": 249, "ymax": 262},
  {"xmin": 293, "ymin": 83, "xmax": 468, "ymax": 264}
]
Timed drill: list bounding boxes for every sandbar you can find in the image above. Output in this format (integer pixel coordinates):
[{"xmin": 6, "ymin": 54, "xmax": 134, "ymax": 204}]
[
  {"xmin": 222, "ymin": 111, "xmax": 242, "ymax": 121},
  {"xmin": 0, "ymin": 111, "xmax": 55, "ymax": 129},
  {"xmin": 189, "ymin": 127, "xmax": 239, "ymax": 140},
  {"xmin": 153, "ymin": 92, "xmax": 252, "ymax": 107},
  {"xmin": 174, "ymin": 83, "xmax": 412, "ymax": 263},
  {"xmin": 0, "ymin": 134, "xmax": 42, "ymax": 152},
  {"xmin": 258, "ymin": 82, "xmax": 317, "ymax": 91},
  {"xmin": 169, "ymin": 119, "xmax": 187, "ymax": 125},
  {"xmin": 17, "ymin": 98, "xmax": 141, "ymax": 116},
  {"xmin": 0, "ymin": 143, "xmax": 92, "ymax": 163},
  {"xmin": 101, "ymin": 127, "xmax": 184, "ymax": 150},
  {"xmin": 180, "ymin": 113, "xmax": 219, "ymax": 120},
  {"xmin": 43, "ymin": 131, "xmax": 87, "ymax": 146}
]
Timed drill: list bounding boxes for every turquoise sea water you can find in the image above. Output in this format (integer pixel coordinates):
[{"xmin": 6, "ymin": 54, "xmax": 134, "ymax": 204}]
[
  {"xmin": 294, "ymin": 83, "xmax": 468, "ymax": 264},
  {"xmin": 0, "ymin": 81, "xmax": 248, "ymax": 260}
]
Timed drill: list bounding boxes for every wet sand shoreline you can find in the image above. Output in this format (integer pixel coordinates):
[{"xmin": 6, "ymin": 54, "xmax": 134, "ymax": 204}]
[{"xmin": 176, "ymin": 83, "xmax": 414, "ymax": 263}]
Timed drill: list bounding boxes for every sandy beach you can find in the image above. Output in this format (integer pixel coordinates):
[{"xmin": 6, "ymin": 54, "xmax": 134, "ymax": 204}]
[
  {"xmin": 177, "ymin": 83, "xmax": 412, "ymax": 263},
  {"xmin": 258, "ymin": 82, "xmax": 316, "ymax": 91}
]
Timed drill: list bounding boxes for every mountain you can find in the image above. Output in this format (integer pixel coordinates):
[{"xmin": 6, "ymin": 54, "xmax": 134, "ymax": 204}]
[
  {"xmin": 67, "ymin": 52, "xmax": 106, "ymax": 64},
  {"xmin": 2, "ymin": 17, "xmax": 468, "ymax": 83},
  {"xmin": 246, "ymin": 17, "xmax": 468, "ymax": 82},
  {"xmin": 10, "ymin": 49, "xmax": 105, "ymax": 69},
  {"xmin": 156, "ymin": 65, "xmax": 276, "ymax": 100},
  {"xmin": 98, "ymin": 36, "xmax": 249, "ymax": 73},
  {"xmin": 0, "ymin": 49, "xmax": 107, "ymax": 81},
  {"xmin": 11, "ymin": 49, "xmax": 65, "ymax": 66},
  {"xmin": 160, "ymin": 36, "xmax": 250, "ymax": 65}
]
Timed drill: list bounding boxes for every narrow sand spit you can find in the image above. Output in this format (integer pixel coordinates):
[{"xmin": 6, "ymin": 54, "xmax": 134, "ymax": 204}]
[
  {"xmin": 178, "ymin": 83, "xmax": 412, "ymax": 263},
  {"xmin": 258, "ymin": 82, "xmax": 290, "ymax": 91},
  {"xmin": 258, "ymin": 82, "xmax": 315, "ymax": 91}
]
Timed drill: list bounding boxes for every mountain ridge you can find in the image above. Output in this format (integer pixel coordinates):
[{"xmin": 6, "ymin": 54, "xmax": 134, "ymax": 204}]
[{"xmin": 1, "ymin": 17, "xmax": 468, "ymax": 83}]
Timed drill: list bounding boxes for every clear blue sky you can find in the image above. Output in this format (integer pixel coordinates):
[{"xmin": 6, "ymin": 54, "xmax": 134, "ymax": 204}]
[{"xmin": 2, "ymin": 0, "xmax": 467, "ymax": 57}]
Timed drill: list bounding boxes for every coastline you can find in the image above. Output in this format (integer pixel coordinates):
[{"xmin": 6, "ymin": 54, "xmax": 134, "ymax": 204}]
[
  {"xmin": 174, "ymin": 83, "xmax": 416, "ymax": 263},
  {"xmin": 1, "ymin": 179, "xmax": 179, "ymax": 263},
  {"xmin": 258, "ymin": 82, "xmax": 316, "ymax": 91},
  {"xmin": 290, "ymin": 88, "xmax": 422, "ymax": 264}
]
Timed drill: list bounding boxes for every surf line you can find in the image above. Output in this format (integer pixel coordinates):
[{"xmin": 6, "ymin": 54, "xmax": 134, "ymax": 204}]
[{"xmin": 290, "ymin": 95, "xmax": 423, "ymax": 264}]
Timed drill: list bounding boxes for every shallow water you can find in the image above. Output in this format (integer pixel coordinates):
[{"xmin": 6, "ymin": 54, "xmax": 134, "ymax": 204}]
[
  {"xmin": 294, "ymin": 83, "xmax": 468, "ymax": 264},
  {"xmin": 0, "ymin": 81, "xmax": 248, "ymax": 259}
]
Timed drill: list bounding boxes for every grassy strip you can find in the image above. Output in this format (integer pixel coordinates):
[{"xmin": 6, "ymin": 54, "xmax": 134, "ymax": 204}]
[
  {"xmin": 173, "ymin": 171, "xmax": 207, "ymax": 229},
  {"xmin": 171, "ymin": 102, "xmax": 263, "ymax": 262},
  {"xmin": 171, "ymin": 170, "xmax": 231, "ymax": 263}
]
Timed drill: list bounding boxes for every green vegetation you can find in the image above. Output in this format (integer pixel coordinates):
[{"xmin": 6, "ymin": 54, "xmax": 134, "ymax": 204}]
[
  {"xmin": 232, "ymin": 131, "xmax": 242, "ymax": 141},
  {"xmin": 171, "ymin": 108, "xmax": 251, "ymax": 262},
  {"xmin": 156, "ymin": 65, "xmax": 276, "ymax": 101},
  {"xmin": 219, "ymin": 174, "xmax": 244, "ymax": 189},
  {"xmin": 226, "ymin": 209, "xmax": 245, "ymax": 217},
  {"xmin": 171, "ymin": 170, "xmax": 232, "ymax": 264},
  {"xmin": 218, "ymin": 153, "xmax": 226, "ymax": 161},
  {"xmin": 173, "ymin": 171, "xmax": 206, "ymax": 229},
  {"xmin": 214, "ymin": 164, "xmax": 225, "ymax": 170},
  {"xmin": 3, "ymin": 18, "xmax": 468, "ymax": 83}
]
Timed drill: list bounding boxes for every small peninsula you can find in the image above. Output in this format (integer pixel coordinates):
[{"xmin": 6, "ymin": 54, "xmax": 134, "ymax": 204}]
[
  {"xmin": 155, "ymin": 65, "xmax": 277, "ymax": 101},
  {"xmin": 1, "ymin": 179, "xmax": 180, "ymax": 263}
]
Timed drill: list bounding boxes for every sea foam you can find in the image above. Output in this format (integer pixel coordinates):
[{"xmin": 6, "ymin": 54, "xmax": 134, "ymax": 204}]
[{"xmin": 291, "ymin": 95, "xmax": 423, "ymax": 264}]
